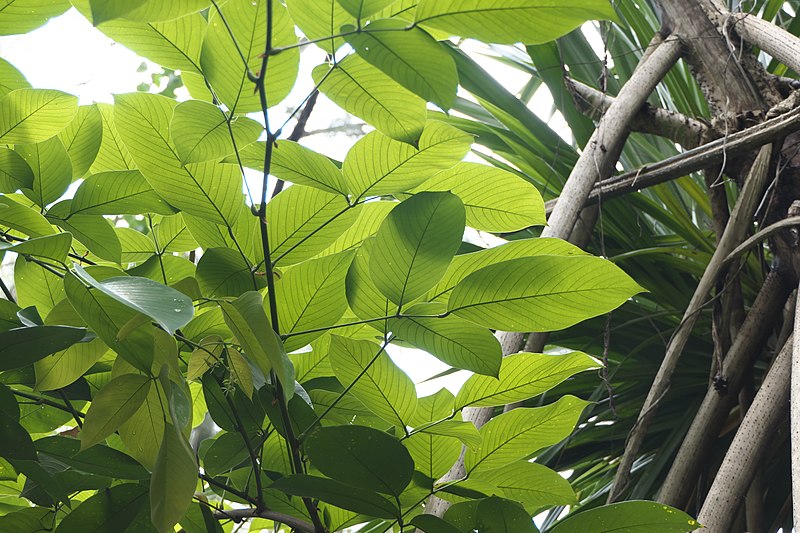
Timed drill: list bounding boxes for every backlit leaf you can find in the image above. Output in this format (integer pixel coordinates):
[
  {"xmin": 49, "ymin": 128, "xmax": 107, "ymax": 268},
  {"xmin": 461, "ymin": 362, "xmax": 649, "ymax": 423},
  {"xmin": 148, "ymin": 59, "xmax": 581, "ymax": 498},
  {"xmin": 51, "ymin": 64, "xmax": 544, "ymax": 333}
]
[
  {"xmin": 548, "ymin": 501, "xmax": 699, "ymax": 533},
  {"xmin": 0, "ymin": 89, "xmax": 78, "ymax": 144},
  {"xmin": 150, "ymin": 423, "xmax": 198, "ymax": 533},
  {"xmin": 80, "ymin": 373, "xmax": 152, "ymax": 450}
]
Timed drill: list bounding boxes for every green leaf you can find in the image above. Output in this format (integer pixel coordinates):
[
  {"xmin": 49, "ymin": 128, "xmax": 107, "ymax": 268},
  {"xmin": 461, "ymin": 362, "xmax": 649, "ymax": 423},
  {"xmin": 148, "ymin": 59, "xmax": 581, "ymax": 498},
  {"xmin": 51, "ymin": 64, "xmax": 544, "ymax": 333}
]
[
  {"xmin": 0, "ymin": 88, "xmax": 78, "ymax": 143},
  {"xmin": 196, "ymin": 247, "xmax": 259, "ymax": 298},
  {"xmin": 202, "ymin": 432, "xmax": 248, "ymax": 476},
  {"xmin": 345, "ymin": 238, "xmax": 392, "ymax": 329},
  {"xmin": 286, "ymin": 0, "xmax": 354, "ymax": 53},
  {"xmin": 0, "ymin": 0, "xmax": 71, "ymax": 35},
  {"xmin": 348, "ymin": 18, "xmax": 458, "ymax": 110},
  {"xmin": 57, "ymin": 104, "xmax": 103, "ymax": 177},
  {"xmin": 0, "ymin": 147, "xmax": 33, "ymax": 192},
  {"xmin": 270, "ymin": 474, "xmax": 399, "ymax": 519},
  {"xmin": 0, "ymin": 57, "xmax": 31, "ymax": 97},
  {"xmin": 90, "ymin": 0, "xmax": 210, "ymax": 24},
  {"xmin": 219, "ymin": 291, "xmax": 295, "ymax": 401},
  {"xmin": 420, "ymin": 419, "xmax": 481, "ymax": 448},
  {"xmin": 70, "ymin": 170, "xmax": 176, "ymax": 216},
  {"xmin": 428, "ymin": 238, "xmax": 588, "ymax": 303},
  {"xmin": 91, "ymin": 103, "xmax": 135, "ymax": 172},
  {"xmin": 14, "ymin": 256, "xmax": 63, "ymax": 314},
  {"xmin": 448, "ymin": 256, "xmax": 643, "ymax": 332},
  {"xmin": 411, "ymin": 515, "xmax": 464, "ymax": 533},
  {"xmin": 267, "ymin": 185, "xmax": 359, "ymax": 266},
  {"xmin": 80, "ymin": 373, "xmax": 152, "ymax": 450},
  {"xmin": 473, "ymin": 461, "xmax": 577, "ymax": 513},
  {"xmin": 0, "ymin": 416, "xmax": 37, "ymax": 460},
  {"xmin": 89, "ymin": 0, "xmax": 147, "ymax": 24},
  {"xmin": 404, "ymin": 430, "xmax": 461, "ymax": 481},
  {"xmin": 150, "ymin": 423, "xmax": 198, "ymax": 533},
  {"xmin": 171, "ymin": 99, "xmax": 262, "ymax": 164},
  {"xmin": 72, "ymin": 264, "xmax": 194, "ymax": 335},
  {"xmin": 201, "ymin": 0, "xmax": 298, "ymax": 113},
  {"xmin": 328, "ymin": 336, "xmax": 416, "ymax": 427},
  {"xmin": 0, "ymin": 194, "xmax": 55, "ymax": 237},
  {"xmin": 337, "ymin": 0, "xmax": 395, "ymax": 18},
  {"xmin": 391, "ymin": 302, "xmax": 501, "ymax": 376},
  {"xmin": 0, "ymin": 325, "xmax": 87, "ymax": 371},
  {"xmin": 313, "ymin": 55, "xmax": 426, "ymax": 144},
  {"xmin": 305, "ymin": 425, "xmax": 414, "ymax": 496},
  {"xmin": 476, "ymin": 496, "xmax": 537, "ymax": 533},
  {"xmin": 455, "ymin": 352, "xmax": 600, "ymax": 409},
  {"xmin": 35, "ymin": 436, "xmax": 149, "ymax": 480},
  {"xmin": 34, "ymin": 337, "xmax": 107, "ymax": 391},
  {"xmin": 17, "ymin": 136, "xmax": 73, "ymax": 207},
  {"xmin": 548, "ymin": 501, "xmax": 700, "ymax": 533},
  {"xmin": 415, "ymin": 0, "xmax": 617, "ymax": 44},
  {"xmin": 0, "ymin": 233, "xmax": 72, "ymax": 263},
  {"xmin": 52, "ymin": 212, "xmax": 122, "ymax": 263},
  {"xmin": 54, "ymin": 483, "xmax": 149, "ymax": 533},
  {"xmin": 277, "ymin": 250, "xmax": 354, "ymax": 351},
  {"xmin": 370, "ymin": 191, "xmax": 465, "ymax": 307},
  {"xmin": 114, "ymin": 92, "xmax": 245, "ymax": 226},
  {"xmin": 343, "ymin": 121, "xmax": 472, "ymax": 200},
  {"xmin": 321, "ymin": 200, "xmax": 395, "ymax": 256},
  {"xmin": 419, "ymin": 162, "xmax": 545, "ymax": 231},
  {"xmin": 464, "ymin": 395, "xmax": 588, "ymax": 474}
]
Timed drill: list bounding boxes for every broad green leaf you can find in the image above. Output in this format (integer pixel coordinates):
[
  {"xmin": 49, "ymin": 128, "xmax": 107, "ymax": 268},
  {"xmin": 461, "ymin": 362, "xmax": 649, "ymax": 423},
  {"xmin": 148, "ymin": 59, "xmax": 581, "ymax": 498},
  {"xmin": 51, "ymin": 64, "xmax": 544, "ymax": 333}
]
[
  {"xmin": 0, "ymin": 233, "xmax": 72, "ymax": 263},
  {"xmin": 338, "ymin": 0, "xmax": 395, "ymax": 18},
  {"xmin": 203, "ymin": 432, "xmax": 248, "ymax": 476},
  {"xmin": 72, "ymin": 264, "xmax": 194, "ymax": 335},
  {"xmin": 473, "ymin": 461, "xmax": 577, "ymax": 513},
  {"xmin": 370, "ymin": 191, "xmax": 465, "ymax": 307},
  {"xmin": 57, "ymin": 104, "xmax": 103, "ymax": 177},
  {"xmin": 0, "ymin": 194, "xmax": 55, "ymax": 237},
  {"xmin": 196, "ymin": 247, "xmax": 259, "ymax": 298},
  {"xmin": 231, "ymin": 140, "xmax": 348, "ymax": 195},
  {"xmin": 391, "ymin": 302, "xmax": 501, "ymax": 376},
  {"xmin": 313, "ymin": 55, "xmax": 426, "ymax": 144},
  {"xmin": 17, "ymin": 136, "xmax": 73, "ymax": 207},
  {"xmin": 201, "ymin": 0, "xmax": 298, "ymax": 113},
  {"xmin": 548, "ymin": 501, "xmax": 699, "ymax": 533},
  {"xmin": 329, "ymin": 336, "xmax": 416, "ymax": 427},
  {"xmin": 227, "ymin": 348, "xmax": 254, "ymax": 398},
  {"xmin": 150, "ymin": 423, "xmax": 198, "ymax": 533},
  {"xmin": 267, "ymin": 185, "xmax": 359, "ymax": 266},
  {"xmin": 0, "ymin": 325, "xmax": 86, "ymax": 371},
  {"xmin": 88, "ymin": 0, "xmax": 147, "ymax": 24},
  {"xmin": 428, "ymin": 238, "xmax": 588, "ymax": 303},
  {"xmin": 0, "ymin": 57, "xmax": 30, "ymax": 97},
  {"xmin": 419, "ymin": 162, "xmax": 545, "ymax": 231},
  {"xmin": 421, "ymin": 419, "xmax": 481, "ymax": 448},
  {"xmin": 0, "ymin": 147, "xmax": 33, "ymax": 192},
  {"xmin": 220, "ymin": 291, "xmax": 295, "ymax": 401},
  {"xmin": 455, "ymin": 352, "xmax": 600, "ymax": 409},
  {"xmin": 114, "ymin": 92, "xmax": 245, "ymax": 227},
  {"xmin": 90, "ymin": 0, "xmax": 210, "ymax": 24},
  {"xmin": 64, "ymin": 268, "xmax": 157, "ymax": 372},
  {"xmin": 305, "ymin": 425, "xmax": 414, "ymax": 496},
  {"xmin": 464, "ymin": 395, "xmax": 588, "ymax": 474},
  {"xmin": 171, "ymin": 99, "xmax": 262, "ymax": 164},
  {"xmin": 286, "ymin": 0, "xmax": 354, "ymax": 53},
  {"xmin": 117, "ymin": 227, "xmax": 156, "ymax": 263},
  {"xmin": 0, "ymin": 509, "xmax": 54, "ymax": 533},
  {"xmin": 91, "ymin": 103, "xmax": 135, "ymax": 172},
  {"xmin": 155, "ymin": 214, "xmax": 199, "ymax": 253},
  {"xmin": 54, "ymin": 483, "xmax": 149, "ymax": 533},
  {"xmin": 348, "ymin": 19, "xmax": 457, "ymax": 110},
  {"xmin": 70, "ymin": 170, "xmax": 176, "ymax": 216},
  {"xmin": 14, "ymin": 256, "xmax": 63, "ymax": 314},
  {"xmin": 0, "ymin": 416, "xmax": 37, "ymax": 460},
  {"xmin": 52, "ymin": 212, "xmax": 122, "ymax": 263},
  {"xmin": 321, "ymin": 200, "xmax": 395, "ymax": 256},
  {"xmin": 277, "ymin": 250, "xmax": 354, "ymax": 351},
  {"xmin": 0, "ymin": 89, "xmax": 78, "ymax": 143},
  {"xmin": 0, "ymin": 0, "xmax": 71, "ymax": 35},
  {"xmin": 414, "ymin": 0, "xmax": 617, "ymax": 45},
  {"xmin": 411, "ymin": 515, "xmax": 464, "ymax": 533},
  {"xmin": 345, "ymin": 238, "xmax": 392, "ymax": 329},
  {"xmin": 404, "ymin": 430, "xmax": 461, "ymax": 481},
  {"xmin": 34, "ymin": 337, "xmax": 107, "ymax": 391},
  {"xmin": 270, "ymin": 474, "xmax": 399, "ymax": 519},
  {"xmin": 35, "ymin": 436, "xmax": 149, "ymax": 480},
  {"xmin": 343, "ymin": 121, "xmax": 472, "ymax": 200},
  {"xmin": 186, "ymin": 335, "xmax": 223, "ymax": 381},
  {"xmin": 448, "ymin": 256, "xmax": 643, "ymax": 332},
  {"xmin": 476, "ymin": 496, "xmax": 537, "ymax": 533},
  {"xmin": 184, "ymin": 205, "xmax": 261, "ymax": 264},
  {"xmin": 80, "ymin": 373, "xmax": 152, "ymax": 450}
]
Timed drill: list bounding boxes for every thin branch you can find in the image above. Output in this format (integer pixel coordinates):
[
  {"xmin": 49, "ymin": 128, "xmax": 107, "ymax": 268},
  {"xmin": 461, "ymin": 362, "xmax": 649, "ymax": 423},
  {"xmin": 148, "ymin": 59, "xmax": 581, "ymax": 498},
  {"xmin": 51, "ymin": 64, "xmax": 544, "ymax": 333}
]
[
  {"xmin": 210, "ymin": 0, "xmax": 258, "ymax": 81},
  {"xmin": 11, "ymin": 389, "xmax": 84, "ymax": 418},
  {"xmin": 57, "ymin": 389, "xmax": 83, "ymax": 429},
  {"xmin": 200, "ymin": 472, "xmax": 258, "ymax": 505},
  {"xmin": 0, "ymin": 275, "xmax": 14, "ymax": 302},
  {"xmin": 213, "ymin": 508, "xmax": 315, "ymax": 533}
]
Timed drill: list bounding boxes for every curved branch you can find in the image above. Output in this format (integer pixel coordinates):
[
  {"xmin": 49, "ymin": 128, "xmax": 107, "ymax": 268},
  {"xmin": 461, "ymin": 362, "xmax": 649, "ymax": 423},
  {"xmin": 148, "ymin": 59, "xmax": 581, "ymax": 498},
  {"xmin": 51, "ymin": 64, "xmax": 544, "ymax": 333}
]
[{"xmin": 213, "ymin": 508, "xmax": 315, "ymax": 533}]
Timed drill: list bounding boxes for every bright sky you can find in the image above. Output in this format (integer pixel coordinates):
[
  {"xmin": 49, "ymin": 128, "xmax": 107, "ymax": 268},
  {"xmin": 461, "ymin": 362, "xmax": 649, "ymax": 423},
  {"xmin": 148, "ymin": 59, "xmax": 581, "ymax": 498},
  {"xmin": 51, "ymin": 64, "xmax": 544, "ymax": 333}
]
[{"xmin": 0, "ymin": 7, "xmax": 563, "ymax": 396}]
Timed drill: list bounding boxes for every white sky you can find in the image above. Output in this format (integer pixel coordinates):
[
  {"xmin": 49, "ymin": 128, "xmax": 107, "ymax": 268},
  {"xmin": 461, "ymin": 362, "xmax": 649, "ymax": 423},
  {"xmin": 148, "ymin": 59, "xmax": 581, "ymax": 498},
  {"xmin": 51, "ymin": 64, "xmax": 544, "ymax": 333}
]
[{"xmin": 0, "ymin": 8, "xmax": 565, "ymax": 396}]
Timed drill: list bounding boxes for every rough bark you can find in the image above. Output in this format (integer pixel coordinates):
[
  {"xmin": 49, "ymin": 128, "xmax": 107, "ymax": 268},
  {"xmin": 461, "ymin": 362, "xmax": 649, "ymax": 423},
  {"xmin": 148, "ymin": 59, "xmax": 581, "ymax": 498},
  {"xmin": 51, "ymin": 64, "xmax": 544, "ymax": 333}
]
[
  {"xmin": 696, "ymin": 335, "xmax": 792, "ymax": 532},
  {"xmin": 792, "ymin": 283, "xmax": 800, "ymax": 526},
  {"xmin": 729, "ymin": 13, "xmax": 800, "ymax": 76}
]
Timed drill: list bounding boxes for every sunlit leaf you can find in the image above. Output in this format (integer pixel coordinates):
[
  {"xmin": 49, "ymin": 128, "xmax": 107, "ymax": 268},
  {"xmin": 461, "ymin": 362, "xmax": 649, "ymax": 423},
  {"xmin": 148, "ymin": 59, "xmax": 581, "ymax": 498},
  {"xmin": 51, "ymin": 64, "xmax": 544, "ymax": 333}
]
[
  {"xmin": 0, "ymin": 89, "xmax": 78, "ymax": 144},
  {"xmin": 548, "ymin": 501, "xmax": 699, "ymax": 533},
  {"xmin": 80, "ymin": 373, "xmax": 152, "ymax": 450}
]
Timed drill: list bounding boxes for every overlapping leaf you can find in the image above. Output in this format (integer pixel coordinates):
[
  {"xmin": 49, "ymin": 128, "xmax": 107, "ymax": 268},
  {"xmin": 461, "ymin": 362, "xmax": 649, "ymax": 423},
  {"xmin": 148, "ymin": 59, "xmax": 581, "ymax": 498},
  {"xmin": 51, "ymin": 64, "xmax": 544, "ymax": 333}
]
[{"xmin": 0, "ymin": 89, "xmax": 78, "ymax": 144}]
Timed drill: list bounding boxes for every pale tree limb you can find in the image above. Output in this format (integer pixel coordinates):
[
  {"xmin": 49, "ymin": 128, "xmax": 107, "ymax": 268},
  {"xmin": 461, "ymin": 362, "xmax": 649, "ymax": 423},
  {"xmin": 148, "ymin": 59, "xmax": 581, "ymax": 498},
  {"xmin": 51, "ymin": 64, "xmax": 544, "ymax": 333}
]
[
  {"xmin": 729, "ymin": 13, "xmax": 800, "ymax": 76},
  {"xmin": 544, "ymin": 103, "xmax": 800, "ymax": 215},
  {"xmin": 419, "ymin": 34, "xmax": 684, "ymax": 523},
  {"xmin": 567, "ymin": 77, "xmax": 710, "ymax": 149},
  {"xmin": 792, "ymin": 281, "xmax": 800, "ymax": 526},
  {"xmin": 658, "ymin": 266, "xmax": 794, "ymax": 506},
  {"xmin": 214, "ymin": 508, "xmax": 315, "ymax": 533},
  {"xmin": 610, "ymin": 143, "xmax": 775, "ymax": 502},
  {"xmin": 696, "ymin": 334, "xmax": 793, "ymax": 532}
]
